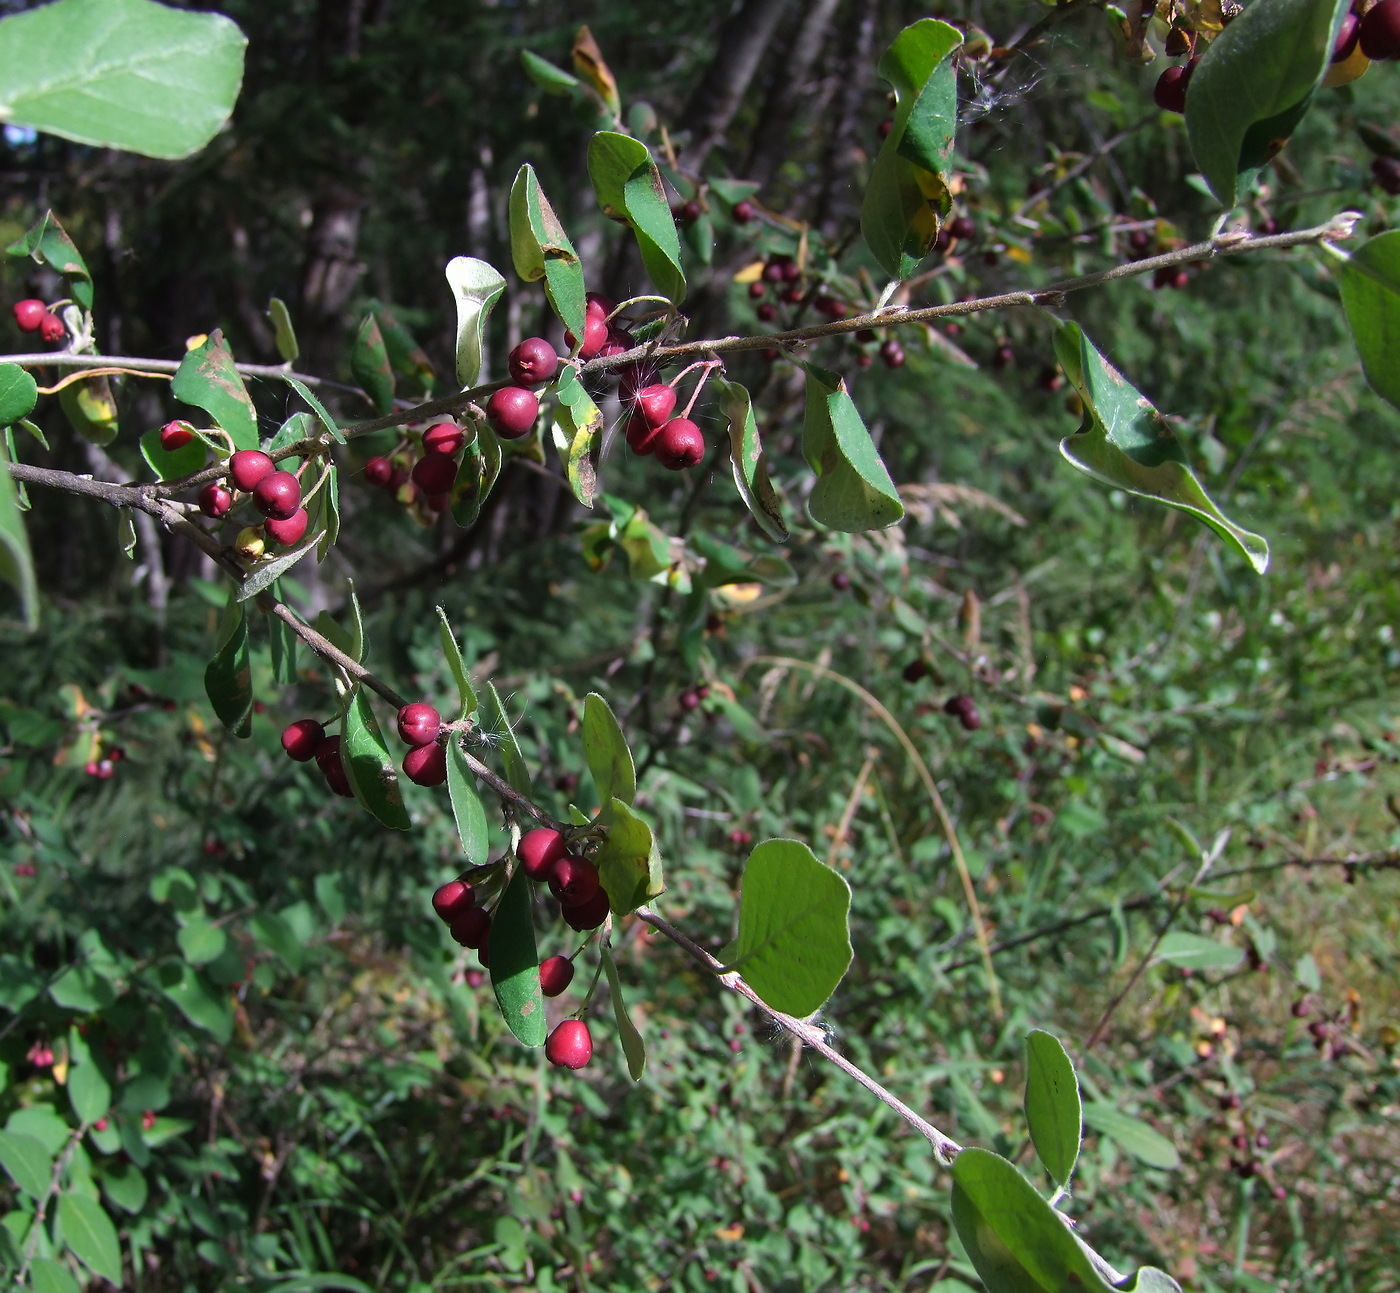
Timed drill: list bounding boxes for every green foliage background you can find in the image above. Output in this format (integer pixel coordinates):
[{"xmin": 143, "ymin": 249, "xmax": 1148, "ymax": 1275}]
[{"xmin": 1, "ymin": 1, "xmax": 1398, "ymax": 1290}]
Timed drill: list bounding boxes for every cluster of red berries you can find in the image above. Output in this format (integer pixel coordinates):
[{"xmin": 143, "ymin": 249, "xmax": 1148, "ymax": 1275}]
[
  {"xmin": 280, "ymin": 718, "xmax": 353, "ymax": 797},
  {"xmin": 943, "ymin": 694, "xmax": 982, "ymax": 732},
  {"xmin": 84, "ymin": 744, "xmax": 124, "ymax": 779},
  {"xmin": 197, "ymin": 448, "xmax": 308, "ymax": 549},
  {"xmin": 11, "ymin": 298, "xmax": 67, "ymax": 344},
  {"xmin": 1356, "ymin": 0, "xmax": 1400, "ymax": 62},
  {"xmin": 365, "ymin": 420, "xmax": 470, "ymax": 513}
]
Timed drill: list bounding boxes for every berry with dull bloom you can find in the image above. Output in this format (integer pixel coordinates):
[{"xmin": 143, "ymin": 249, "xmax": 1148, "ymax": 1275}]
[
  {"xmin": 732, "ymin": 200, "xmax": 756, "ymax": 223},
  {"xmin": 281, "ymin": 718, "xmax": 325, "ymax": 762},
  {"xmin": 364, "ymin": 456, "xmax": 394, "ymax": 487},
  {"xmin": 412, "ymin": 453, "xmax": 457, "ymax": 495},
  {"xmin": 450, "ymin": 906, "xmax": 491, "ymax": 949},
  {"xmin": 423, "ymin": 422, "xmax": 466, "ymax": 456},
  {"xmin": 253, "ymin": 471, "xmax": 301, "ymax": 520},
  {"xmin": 323, "ymin": 756, "xmax": 354, "ymax": 798},
  {"xmin": 397, "ymin": 702, "xmax": 442, "ymax": 747},
  {"xmin": 546, "ymin": 1019, "xmax": 593, "ymax": 1068},
  {"xmin": 508, "ymin": 336, "xmax": 559, "ymax": 386},
  {"xmin": 674, "ymin": 199, "xmax": 701, "ymax": 223},
  {"xmin": 486, "ymin": 386, "xmax": 539, "ymax": 440},
  {"xmin": 39, "ymin": 312, "xmax": 66, "ymax": 344},
  {"xmin": 903, "ymin": 659, "xmax": 928, "ymax": 683},
  {"xmin": 519, "ymin": 827, "xmax": 568, "ymax": 881},
  {"xmin": 432, "ymin": 879, "xmax": 475, "ymax": 922},
  {"xmin": 12, "ymin": 299, "xmax": 47, "ymax": 331},
  {"xmin": 633, "ymin": 383, "xmax": 677, "ymax": 429},
  {"xmin": 265, "ymin": 508, "xmax": 308, "ymax": 547},
  {"xmin": 159, "ymin": 420, "xmax": 196, "ymax": 451},
  {"xmin": 757, "ymin": 303, "xmax": 778, "ymax": 323},
  {"xmin": 949, "ymin": 215, "xmax": 977, "ymax": 240},
  {"xmin": 562, "ymin": 887, "xmax": 611, "ymax": 931},
  {"xmin": 539, "ymin": 955, "xmax": 575, "ymax": 997},
  {"xmin": 198, "ymin": 483, "xmax": 233, "ymax": 518},
  {"xmin": 880, "ymin": 339, "xmax": 905, "ymax": 368},
  {"xmin": 229, "ymin": 449, "xmax": 275, "ymax": 492},
  {"xmin": 549, "ymin": 856, "xmax": 601, "ymax": 906},
  {"xmin": 403, "ymin": 742, "xmax": 447, "ymax": 787},
  {"xmin": 830, "ymin": 571, "xmax": 851, "ymax": 591},
  {"xmin": 654, "ymin": 418, "xmax": 706, "ymax": 470}
]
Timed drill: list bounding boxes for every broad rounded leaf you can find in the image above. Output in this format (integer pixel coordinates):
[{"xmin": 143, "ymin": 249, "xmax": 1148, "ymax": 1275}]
[
  {"xmin": 1338, "ymin": 231, "xmax": 1400, "ymax": 411},
  {"xmin": 1153, "ymin": 931, "xmax": 1245, "ymax": 971},
  {"xmin": 1185, "ymin": 0, "xmax": 1348, "ymax": 208},
  {"xmin": 724, "ymin": 839, "xmax": 852, "ymax": 1017},
  {"xmin": 176, "ymin": 915, "xmax": 227, "ymax": 966},
  {"xmin": 0, "ymin": 1129, "xmax": 52, "ymax": 1199},
  {"xmin": 341, "ymin": 688, "xmax": 411, "ymax": 831},
  {"xmin": 153, "ymin": 961, "xmax": 232, "ymax": 1041},
  {"xmin": 490, "ymin": 864, "xmax": 545, "ymax": 1047},
  {"xmin": 587, "ymin": 132, "xmax": 685, "ymax": 304},
  {"xmin": 595, "ymin": 798, "xmax": 664, "ymax": 915},
  {"xmin": 802, "ymin": 364, "xmax": 904, "ymax": 533},
  {"xmin": 1082, "ymin": 1103, "xmax": 1181, "ymax": 1170},
  {"xmin": 445, "ymin": 256, "xmax": 506, "ymax": 389},
  {"xmin": 1056, "ymin": 322, "xmax": 1268, "ymax": 573},
  {"xmin": 1023, "ymin": 1031, "xmax": 1081, "ymax": 1190},
  {"xmin": 57, "ymin": 1193, "xmax": 123, "ymax": 1283},
  {"xmin": 582, "ymin": 692, "xmax": 635, "ymax": 808},
  {"xmin": 172, "ymin": 330, "xmax": 258, "ymax": 451},
  {"xmin": 0, "ymin": 363, "xmax": 37, "ymax": 427}
]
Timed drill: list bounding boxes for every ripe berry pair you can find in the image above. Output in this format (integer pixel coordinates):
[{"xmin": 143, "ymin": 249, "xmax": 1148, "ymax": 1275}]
[
  {"xmin": 397, "ymin": 702, "xmax": 447, "ymax": 786},
  {"xmin": 11, "ymin": 298, "xmax": 66, "ymax": 343},
  {"xmin": 281, "ymin": 718, "xmax": 354, "ymax": 797},
  {"xmin": 483, "ymin": 336, "xmax": 558, "ymax": 440},
  {"xmin": 624, "ymin": 390, "xmax": 706, "ymax": 471},
  {"xmin": 430, "ymin": 879, "xmax": 578, "ymax": 998}
]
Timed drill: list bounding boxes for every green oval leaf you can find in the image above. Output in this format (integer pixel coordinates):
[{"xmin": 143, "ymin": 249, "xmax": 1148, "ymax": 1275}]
[
  {"xmin": 490, "ymin": 864, "xmax": 545, "ymax": 1047},
  {"xmin": 203, "ymin": 594, "xmax": 251, "ymax": 738},
  {"xmin": 1082, "ymin": 1103, "xmax": 1180, "ymax": 1170},
  {"xmin": 1184, "ymin": 0, "xmax": 1348, "ymax": 209},
  {"xmin": 1023, "ymin": 1031, "xmax": 1081, "ymax": 1191},
  {"xmin": 445, "ymin": 256, "xmax": 506, "ymax": 389},
  {"xmin": 57, "ymin": 1192, "xmax": 123, "ymax": 1283},
  {"xmin": 341, "ymin": 688, "xmax": 411, "ymax": 831},
  {"xmin": 0, "ymin": 0, "xmax": 245, "ymax": 159},
  {"xmin": 446, "ymin": 739, "xmax": 491, "ymax": 866},
  {"xmin": 509, "ymin": 165, "xmax": 586, "ymax": 344},
  {"xmin": 1055, "ymin": 322, "xmax": 1268, "ymax": 573},
  {"xmin": 436, "ymin": 606, "xmax": 478, "ymax": 719},
  {"xmin": 802, "ymin": 364, "xmax": 904, "ymax": 533},
  {"xmin": 551, "ymin": 366, "xmax": 601, "ymax": 507},
  {"xmin": 153, "ymin": 961, "xmax": 233, "ymax": 1042},
  {"xmin": 57, "ymin": 374, "xmax": 119, "ymax": 447},
  {"xmin": 176, "ymin": 915, "xmax": 228, "ymax": 966},
  {"xmin": 350, "ymin": 314, "xmax": 396, "ymax": 415},
  {"xmin": 99, "ymin": 1159, "xmax": 148, "ymax": 1215},
  {"xmin": 595, "ymin": 797, "xmax": 664, "ymax": 916},
  {"xmin": 1153, "ymin": 931, "xmax": 1245, "ymax": 971},
  {"xmin": 1338, "ymin": 230, "xmax": 1400, "ymax": 411},
  {"xmin": 582, "ymin": 692, "xmax": 635, "ymax": 808},
  {"xmin": 723, "ymin": 839, "xmax": 852, "ymax": 1017},
  {"xmin": 717, "ymin": 377, "xmax": 788, "ymax": 543},
  {"xmin": 587, "ymin": 131, "xmax": 685, "ymax": 304},
  {"xmin": 172, "ymin": 329, "xmax": 258, "ymax": 451},
  {"xmin": 29, "ymin": 1258, "xmax": 81, "ymax": 1293},
  {"xmin": 0, "ymin": 362, "xmax": 37, "ymax": 427},
  {"xmin": 0, "ymin": 1129, "xmax": 52, "ymax": 1199},
  {"xmin": 599, "ymin": 945, "xmax": 645, "ymax": 1081},
  {"xmin": 861, "ymin": 19, "xmax": 961, "ymax": 280},
  {"xmin": 66, "ymin": 1032, "xmax": 113, "ymax": 1124},
  {"xmin": 5, "ymin": 210, "xmax": 92, "ymax": 308}
]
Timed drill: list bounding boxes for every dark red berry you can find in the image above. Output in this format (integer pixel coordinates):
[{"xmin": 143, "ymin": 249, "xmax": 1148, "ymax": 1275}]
[
  {"xmin": 625, "ymin": 412, "xmax": 662, "ymax": 456},
  {"xmin": 323, "ymin": 756, "xmax": 354, "ymax": 798},
  {"xmin": 880, "ymin": 339, "xmax": 905, "ymax": 368},
  {"xmin": 784, "ymin": 287, "xmax": 804, "ymax": 305},
  {"xmin": 519, "ymin": 828, "xmax": 568, "ymax": 882},
  {"xmin": 314, "ymin": 734, "xmax": 343, "ymax": 770},
  {"xmin": 37, "ymin": 312, "xmax": 65, "ymax": 344},
  {"xmin": 1362, "ymin": 0, "xmax": 1400, "ymax": 59},
  {"xmin": 585, "ymin": 292, "xmax": 613, "ymax": 319},
  {"xmin": 432, "ymin": 879, "xmax": 475, "ymax": 922},
  {"xmin": 679, "ymin": 689, "xmax": 702, "ymax": 712},
  {"xmin": 539, "ymin": 955, "xmax": 575, "ymax": 997},
  {"xmin": 546, "ymin": 1019, "xmax": 593, "ymax": 1068},
  {"xmin": 562, "ymin": 887, "xmax": 610, "ymax": 931},
  {"xmin": 364, "ymin": 456, "xmax": 394, "ymax": 487},
  {"xmin": 423, "ymin": 421, "xmax": 465, "ymax": 456},
  {"xmin": 397, "ymin": 702, "xmax": 442, "ymax": 747},
  {"xmin": 757, "ymin": 303, "xmax": 778, "ymax": 323},
  {"xmin": 763, "ymin": 261, "xmax": 785, "ymax": 284},
  {"xmin": 732, "ymin": 200, "xmax": 756, "ymax": 223},
  {"xmin": 486, "ymin": 387, "xmax": 539, "ymax": 440},
  {"xmin": 404, "ymin": 742, "xmax": 447, "ymax": 787},
  {"xmin": 877, "ymin": 119, "xmax": 893, "ymax": 140},
  {"xmin": 281, "ymin": 718, "xmax": 325, "ymax": 761},
  {"xmin": 634, "ymin": 383, "xmax": 677, "ymax": 429},
  {"xmin": 748, "ymin": 282, "xmax": 766, "ymax": 299},
  {"xmin": 830, "ymin": 571, "xmax": 851, "ymax": 592},
  {"xmin": 782, "ymin": 261, "xmax": 801, "ymax": 282},
  {"xmin": 550, "ymin": 856, "xmax": 601, "ymax": 906},
  {"xmin": 507, "ymin": 337, "xmax": 559, "ymax": 386},
  {"xmin": 566, "ymin": 313, "xmax": 609, "ymax": 360},
  {"xmin": 902, "ymin": 659, "xmax": 928, "ymax": 683},
  {"xmin": 992, "ymin": 344, "xmax": 1015, "ymax": 370},
  {"xmin": 412, "ymin": 453, "xmax": 457, "ymax": 495},
  {"xmin": 12, "ymin": 299, "xmax": 46, "ymax": 331},
  {"xmin": 253, "ymin": 471, "xmax": 301, "ymax": 521},
  {"xmin": 728, "ymin": 830, "xmax": 753, "ymax": 848},
  {"xmin": 450, "ymin": 906, "xmax": 491, "ymax": 949},
  {"xmin": 958, "ymin": 704, "xmax": 982, "ymax": 732},
  {"xmin": 197, "ymin": 484, "xmax": 233, "ymax": 518},
  {"xmin": 229, "ymin": 450, "xmax": 275, "ymax": 492},
  {"xmin": 159, "ymin": 420, "xmax": 195, "ymax": 451},
  {"xmin": 1373, "ymin": 156, "xmax": 1400, "ymax": 196},
  {"xmin": 265, "ymin": 508, "xmax": 308, "ymax": 547},
  {"xmin": 654, "ymin": 418, "xmax": 705, "ymax": 471},
  {"xmin": 1153, "ymin": 63, "xmax": 1191, "ymax": 114},
  {"xmin": 675, "ymin": 199, "xmax": 702, "ymax": 223},
  {"xmin": 943, "ymin": 694, "xmax": 973, "ymax": 716},
  {"xmin": 952, "ymin": 216, "xmax": 979, "ymax": 242},
  {"xmin": 1333, "ymin": 11, "xmax": 1361, "ymax": 61}
]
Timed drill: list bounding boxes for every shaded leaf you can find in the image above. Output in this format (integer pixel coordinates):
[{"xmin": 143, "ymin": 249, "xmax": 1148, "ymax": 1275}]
[
  {"xmin": 582, "ymin": 692, "xmax": 635, "ymax": 808},
  {"xmin": 350, "ymin": 314, "xmax": 395, "ymax": 415},
  {"xmin": 176, "ymin": 915, "xmax": 227, "ymax": 966},
  {"xmin": 862, "ymin": 19, "xmax": 961, "ymax": 279},
  {"xmin": 521, "ymin": 49, "xmax": 581, "ymax": 95},
  {"xmin": 490, "ymin": 864, "xmax": 545, "ymax": 1047},
  {"xmin": 595, "ymin": 798, "xmax": 664, "ymax": 915},
  {"xmin": 203, "ymin": 593, "xmax": 251, "ymax": 738},
  {"xmin": 717, "ymin": 377, "xmax": 787, "ymax": 542},
  {"xmin": 0, "ymin": 429, "xmax": 37, "ymax": 629},
  {"xmin": 551, "ymin": 366, "xmax": 601, "ymax": 506},
  {"xmin": 1185, "ymin": 0, "xmax": 1347, "ymax": 208},
  {"xmin": 0, "ymin": 362, "xmax": 37, "ymax": 426},
  {"xmin": 445, "ymin": 256, "xmax": 506, "ymax": 389},
  {"xmin": 723, "ymin": 839, "xmax": 852, "ymax": 1016},
  {"xmin": 0, "ymin": 0, "xmax": 245, "ymax": 159},
  {"xmin": 802, "ymin": 364, "xmax": 904, "ymax": 532},
  {"xmin": 172, "ymin": 330, "xmax": 258, "ymax": 451},
  {"xmin": 57, "ymin": 374, "xmax": 119, "ymax": 447},
  {"xmin": 587, "ymin": 132, "xmax": 685, "ymax": 304},
  {"xmin": 341, "ymin": 688, "xmax": 411, "ymax": 830},
  {"xmin": 1024, "ymin": 1031, "xmax": 1081, "ymax": 1190},
  {"xmin": 57, "ymin": 1193, "xmax": 123, "ymax": 1283},
  {"xmin": 450, "ymin": 424, "xmax": 501, "ymax": 528},
  {"xmin": 0, "ymin": 1129, "xmax": 51, "ymax": 1199},
  {"xmin": 268, "ymin": 296, "xmax": 298, "ymax": 363},
  {"xmin": 139, "ymin": 425, "xmax": 206, "ymax": 481},
  {"xmin": 1056, "ymin": 322, "xmax": 1268, "ymax": 573},
  {"xmin": 508, "ymin": 165, "xmax": 586, "ymax": 344},
  {"xmin": 1082, "ymin": 1104, "xmax": 1180, "ymax": 1170},
  {"xmin": 600, "ymin": 945, "xmax": 645, "ymax": 1080},
  {"xmin": 1338, "ymin": 230, "xmax": 1400, "ymax": 411}
]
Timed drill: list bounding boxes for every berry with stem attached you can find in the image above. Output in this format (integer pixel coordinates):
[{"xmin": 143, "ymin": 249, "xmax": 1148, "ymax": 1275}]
[
  {"xmin": 403, "ymin": 742, "xmax": 447, "ymax": 786},
  {"xmin": 507, "ymin": 337, "xmax": 559, "ymax": 386},
  {"xmin": 486, "ymin": 387, "xmax": 539, "ymax": 440},
  {"xmin": 633, "ymin": 383, "xmax": 677, "ymax": 429},
  {"xmin": 546, "ymin": 1019, "xmax": 593, "ymax": 1068},
  {"xmin": 229, "ymin": 450, "xmax": 275, "ymax": 492},
  {"xmin": 198, "ymin": 483, "xmax": 233, "ymax": 518},
  {"xmin": 159, "ymin": 420, "xmax": 196, "ymax": 451},
  {"xmin": 281, "ymin": 718, "xmax": 325, "ymax": 761},
  {"xmin": 253, "ymin": 471, "xmax": 302, "ymax": 520},
  {"xmin": 519, "ymin": 827, "xmax": 568, "ymax": 881},
  {"xmin": 539, "ymin": 955, "xmax": 575, "ymax": 997},
  {"xmin": 566, "ymin": 313, "xmax": 609, "ymax": 360},
  {"xmin": 654, "ymin": 418, "xmax": 706, "ymax": 471},
  {"xmin": 12, "ymin": 299, "xmax": 47, "ymax": 332},
  {"xmin": 625, "ymin": 412, "xmax": 662, "ymax": 455},
  {"xmin": 397, "ymin": 702, "xmax": 442, "ymax": 746},
  {"xmin": 38, "ymin": 312, "xmax": 66, "ymax": 344}
]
